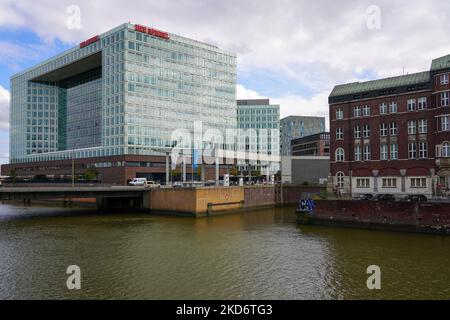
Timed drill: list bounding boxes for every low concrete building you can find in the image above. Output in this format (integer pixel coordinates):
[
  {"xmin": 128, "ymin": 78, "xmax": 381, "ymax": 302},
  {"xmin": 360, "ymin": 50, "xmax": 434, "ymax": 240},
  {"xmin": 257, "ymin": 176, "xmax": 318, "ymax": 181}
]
[{"xmin": 281, "ymin": 156, "xmax": 330, "ymax": 185}]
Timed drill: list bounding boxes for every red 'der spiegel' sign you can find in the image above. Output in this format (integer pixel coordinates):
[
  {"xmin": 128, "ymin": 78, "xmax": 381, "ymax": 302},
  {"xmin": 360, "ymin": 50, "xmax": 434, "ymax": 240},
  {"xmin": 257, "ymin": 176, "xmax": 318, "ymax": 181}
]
[
  {"xmin": 80, "ymin": 35, "xmax": 100, "ymax": 48},
  {"xmin": 134, "ymin": 24, "xmax": 170, "ymax": 40}
]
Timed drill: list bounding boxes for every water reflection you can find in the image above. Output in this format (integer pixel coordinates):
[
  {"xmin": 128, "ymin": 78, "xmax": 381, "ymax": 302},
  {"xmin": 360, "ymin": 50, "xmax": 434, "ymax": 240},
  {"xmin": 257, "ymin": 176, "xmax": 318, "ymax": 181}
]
[{"xmin": 0, "ymin": 204, "xmax": 449, "ymax": 299}]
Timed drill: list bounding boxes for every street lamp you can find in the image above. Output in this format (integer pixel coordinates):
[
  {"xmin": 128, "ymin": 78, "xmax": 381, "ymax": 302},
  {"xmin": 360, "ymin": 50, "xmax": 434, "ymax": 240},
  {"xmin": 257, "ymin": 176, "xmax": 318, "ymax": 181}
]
[{"xmin": 71, "ymin": 139, "xmax": 80, "ymax": 187}]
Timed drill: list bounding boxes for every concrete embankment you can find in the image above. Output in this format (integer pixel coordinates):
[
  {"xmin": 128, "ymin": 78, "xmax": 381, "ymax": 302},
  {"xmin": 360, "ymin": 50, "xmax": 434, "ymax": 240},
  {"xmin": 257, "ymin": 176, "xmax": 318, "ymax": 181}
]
[
  {"xmin": 297, "ymin": 200, "xmax": 450, "ymax": 235},
  {"xmin": 146, "ymin": 185, "xmax": 325, "ymax": 216}
]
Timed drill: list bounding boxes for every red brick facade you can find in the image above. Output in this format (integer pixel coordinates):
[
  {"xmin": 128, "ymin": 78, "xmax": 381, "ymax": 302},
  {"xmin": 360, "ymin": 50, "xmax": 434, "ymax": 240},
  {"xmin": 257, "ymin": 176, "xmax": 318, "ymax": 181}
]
[
  {"xmin": 1, "ymin": 155, "xmax": 234, "ymax": 185},
  {"xmin": 329, "ymin": 57, "xmax": 450, "ymax": 197}
]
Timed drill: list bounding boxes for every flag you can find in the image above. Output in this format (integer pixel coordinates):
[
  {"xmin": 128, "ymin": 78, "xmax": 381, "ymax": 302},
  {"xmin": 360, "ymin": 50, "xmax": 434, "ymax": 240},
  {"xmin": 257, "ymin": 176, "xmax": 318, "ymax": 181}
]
[{"xmin": 192, "ymin": 149, "xmax": 198, "ymax": 171}]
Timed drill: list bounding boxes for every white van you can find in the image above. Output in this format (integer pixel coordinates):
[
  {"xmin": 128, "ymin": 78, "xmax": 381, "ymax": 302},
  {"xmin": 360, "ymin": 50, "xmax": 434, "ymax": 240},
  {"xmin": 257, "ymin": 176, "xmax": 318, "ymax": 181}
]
[
  {"xmin": 128, "ymin": 178, "xmax": 148, "ymax": 186},
  {"xmin": 128, "ymin": 178, "xmax": 161, "ymax": 188}
]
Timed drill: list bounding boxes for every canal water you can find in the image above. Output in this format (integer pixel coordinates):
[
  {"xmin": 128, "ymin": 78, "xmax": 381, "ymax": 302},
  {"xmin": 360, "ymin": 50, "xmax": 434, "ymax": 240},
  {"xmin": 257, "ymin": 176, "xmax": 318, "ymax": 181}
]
[{"xmin": 0, "ymin": 203, "xmax": 449, "ymax": 300}]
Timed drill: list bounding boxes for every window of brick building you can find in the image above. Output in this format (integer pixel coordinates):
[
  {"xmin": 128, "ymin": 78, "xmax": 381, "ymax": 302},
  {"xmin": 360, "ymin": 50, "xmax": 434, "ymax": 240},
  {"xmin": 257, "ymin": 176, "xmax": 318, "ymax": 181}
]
[
  {"xmin": 363, "ymin": 105, "xmax": 371, "ymax": 116},
  {"xmin": 354, "ymin": 145, "xmax": 362, "ymax": 161},
  {"xmin": 335, "ymin": 148, "xmax": 345, "ymax": 162},
  {"xmin": 336, "ymin": 127, "xmax": 344, "ymax": 140},
  {"xmin": 408, "ymin": 143, "xmax": 417, "ymax": 159},
  {"xmin": 419, "ymin": 142, "xmax": 428, "ymax": 159},
  {"xmin": 390, "ymin": 143, "xmax": 398, "ymax": 160},
  {"xmin": 390, "ymin": 122, "xmax": 398, "ymax": 136},
  {"xmin": 407, "ymin": 99, "xmax": 416, "ymax": 112},
  {"xmin": 354, "ymin": 125, "xmax": 361, "ymax": 139},
  {"xmin": 382, "ymin": 178, "xmax": 397, "ymax": 188},
  {"xmin": 356, "ymin": 178, "xmax": 370, "ymax": 188},
  {"xmin": 336, "ymin": 172, "xmax": 345, "ymax": 188},
  {"xmin": 419, "ymin": 119, "xmax": 427, "ymax": 134},
  {"xmin": 418, "ymin": 97, "xmax": 427, "ymax": 110},
  {"xmin": 441, "ymin": 92, "xmax": 449, "ymax": 107},
  {"xmin": 442, "ymin": 142, "xmax": 450, "ymax": 157},
  {"xmin": 411, "ymin": 178, "xmax": 427, "ymax": 188},
  {"xmin": 408, "ymin": 120, "xmax": 416, "ymax": 135},
  {"xmin": 441, "ymin": 116, "xmax": 450, "ymax": 131},
  {"xmin": 389, "ymin": 102, "xmax": 398, "ymax": 113},
  {"xmin": 380, "ymin": 144, "xmax": 388, "ymax": 160},
  {"xmin": 363, "ymin": 144, "xmax": 371, "ymax": 161},
  {"xmin": 380, "ymin": 123, "xmax": 388, "ymax": 136},
  {"xmin": 363, "ymin": 124, "xmax": 371, "ymax": 138}
]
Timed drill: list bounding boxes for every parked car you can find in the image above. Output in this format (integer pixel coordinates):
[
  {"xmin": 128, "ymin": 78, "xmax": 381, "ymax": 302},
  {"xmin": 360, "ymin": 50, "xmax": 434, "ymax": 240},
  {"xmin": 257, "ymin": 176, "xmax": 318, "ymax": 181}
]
[
  {"xmin": 146, "ymin": 181, "xmax": 161, "ymax": 188},
  {"xmin": 204, "ymin": 180, "xmax": 216, "ymax": 187},
  {"xmin": 403, "ymin": 194, "xmax": 428, "ymax": 202},
  {"xmin": 354, "ymin": 194, "xmax": 373, "ymax": 201},
  {"xmin": 372, "ymin": 194, "xmax": 396, "ymax": 201},
  {"xmin": 173, "ymin": 181, "xmax": 183, "ymax": 188},
  {"xmin": 128, "ymin": 178, "xmax": 148, "ymax": 187}
]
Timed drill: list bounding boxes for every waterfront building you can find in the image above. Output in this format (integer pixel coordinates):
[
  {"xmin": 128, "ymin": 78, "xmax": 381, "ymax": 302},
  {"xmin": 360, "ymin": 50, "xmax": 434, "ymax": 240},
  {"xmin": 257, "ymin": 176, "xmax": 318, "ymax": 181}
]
[
  {"xmin": 4, "ymin": 23, "xmax": 237, "ymax": 184},
  {"xmin": 280, "ymin": 116, "xmax": 326, "ymax": 156},
  {"xmin": 236, "ymin": 99, "xmax": 280, "ymax": 174},
  {"xmin": 329, "ymin": 54, "xmax": 450, "ymax": 197},
  {"xmin": 291, "ymin": 132, "xmax": 330, "ymax": 157}
]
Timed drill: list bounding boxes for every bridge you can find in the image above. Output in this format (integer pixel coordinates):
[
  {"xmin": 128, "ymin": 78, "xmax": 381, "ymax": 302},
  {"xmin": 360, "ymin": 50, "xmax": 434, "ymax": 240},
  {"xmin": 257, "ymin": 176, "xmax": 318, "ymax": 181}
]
[{"xmin": 0, "ymin": 186, "xmax": 149, "ymax": 211}]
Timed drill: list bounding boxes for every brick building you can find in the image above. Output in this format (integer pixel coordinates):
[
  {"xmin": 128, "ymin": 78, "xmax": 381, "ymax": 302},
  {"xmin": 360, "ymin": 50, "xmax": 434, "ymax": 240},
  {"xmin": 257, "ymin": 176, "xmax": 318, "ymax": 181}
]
[
  {"xmin": 2, "ymin": 154, "xmax": 234, "ymax": 185},
  {"xmin": 329, "ymin": 54, "xmax": 450, "ymax": 197},
  {"xmin": 291, "ymin": 132, "xmax": 330, "ymax": 157}
]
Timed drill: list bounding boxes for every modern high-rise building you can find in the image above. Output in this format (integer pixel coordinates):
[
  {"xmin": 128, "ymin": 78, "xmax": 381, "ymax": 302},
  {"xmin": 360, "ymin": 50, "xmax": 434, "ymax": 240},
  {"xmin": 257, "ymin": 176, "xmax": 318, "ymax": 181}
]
[
  {"xmin": 280, "ymin": 116, "xmax": 326, "ymax": 156},
  {"xmin": 236, "ymin": 99, "xmax": 280, "ymax": 174},
  {"xmin": 4, "ymin": 23, "xmax": 237, "ymax": 184},
  {"xmin": 329, "ymin": 54, "xmax": 450, "ymax": 197}
]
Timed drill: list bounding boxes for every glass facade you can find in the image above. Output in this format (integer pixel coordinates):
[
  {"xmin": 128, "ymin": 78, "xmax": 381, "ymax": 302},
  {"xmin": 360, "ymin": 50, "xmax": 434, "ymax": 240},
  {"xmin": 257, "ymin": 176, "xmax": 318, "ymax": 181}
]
[
  {"xmin": 10, "ymin": 23, "xmax": 237, "ymax": 164},
  {"xmin": 66, "ymin": 78, "xmax": 102, "ymax": 150},
  {"xmin": 236, "ymin": 100, "xmax": 280, "ymax": 173}
]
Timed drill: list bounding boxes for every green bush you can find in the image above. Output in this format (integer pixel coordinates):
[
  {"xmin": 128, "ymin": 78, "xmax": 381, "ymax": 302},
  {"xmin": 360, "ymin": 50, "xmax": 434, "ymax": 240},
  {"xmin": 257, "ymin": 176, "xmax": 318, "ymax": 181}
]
[{"xmin": 319, "ymin": 189, "xmax": 329, "ymax": 200}]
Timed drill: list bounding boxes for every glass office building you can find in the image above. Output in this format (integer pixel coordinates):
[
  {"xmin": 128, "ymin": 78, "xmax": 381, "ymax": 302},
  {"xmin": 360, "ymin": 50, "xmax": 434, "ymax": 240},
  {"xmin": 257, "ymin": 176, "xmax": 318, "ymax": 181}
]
[
  {"xmin": 6, "ymin": 23, "xmax": 237, "ymax": 183},
  {"xmin": 236, "ymin": 99, "xmax": 280, "ymax": 174}
]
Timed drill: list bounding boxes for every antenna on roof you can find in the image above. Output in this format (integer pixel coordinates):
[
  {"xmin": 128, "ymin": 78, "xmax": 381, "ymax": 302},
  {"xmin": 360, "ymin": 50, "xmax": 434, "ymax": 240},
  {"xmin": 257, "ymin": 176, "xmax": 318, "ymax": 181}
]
[{"xmin": 402, "ymin": 66, "xmax": 405, "ymax": 75}]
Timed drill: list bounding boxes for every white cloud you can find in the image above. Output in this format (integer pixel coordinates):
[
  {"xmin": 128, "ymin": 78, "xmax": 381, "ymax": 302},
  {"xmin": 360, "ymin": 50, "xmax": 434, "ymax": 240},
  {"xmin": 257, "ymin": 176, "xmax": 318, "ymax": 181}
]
[
  {"xmin": 2, "ymin": 0, "xmax": 450, "ymax": 136},
  {"xmin": 238, "ymin": 84, "xmax": 331, "ymax": 130},
  {"xmin": 1, "ymin": 1, "xmax": 449, "ymax": 96},
  {"xmin": 0, "ymin": 85, "xmax": 10, "ymax": 130},
  {"xmin": 236, "ymin": 84, "xmax": 266, "ymax": 100}
]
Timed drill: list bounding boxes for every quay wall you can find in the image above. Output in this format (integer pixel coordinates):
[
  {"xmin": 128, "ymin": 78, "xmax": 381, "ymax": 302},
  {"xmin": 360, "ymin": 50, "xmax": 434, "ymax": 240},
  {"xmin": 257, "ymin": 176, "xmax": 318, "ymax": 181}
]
[
  {"xmin": 147, "ymin": 185, "xmax": 325, "ymax": 216},
  {"xmin": 306, "ymin": 200, "xmax": 450, "ymax": 234},
  {"xmin": 148, "ymin": 187, "xmax": 244, "ymax": 216}
]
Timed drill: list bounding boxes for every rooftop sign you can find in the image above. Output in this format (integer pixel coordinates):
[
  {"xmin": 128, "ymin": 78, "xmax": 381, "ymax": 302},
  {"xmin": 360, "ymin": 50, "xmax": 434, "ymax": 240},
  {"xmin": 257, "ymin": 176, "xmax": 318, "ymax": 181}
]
[
  {"xmin": 135, "ymin": 24, "xmax": 169, "ymax": 40},
  {"xmin": 80, "ymin": 35, "xmax": 99, "ymax": 48}
]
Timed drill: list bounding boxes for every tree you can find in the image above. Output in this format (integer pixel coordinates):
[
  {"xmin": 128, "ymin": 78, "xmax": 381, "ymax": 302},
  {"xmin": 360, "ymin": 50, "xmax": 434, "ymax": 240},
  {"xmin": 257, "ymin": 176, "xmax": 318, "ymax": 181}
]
[
  {"xmin": 196, "ymin": 166, "xmax": 202, "ymax": 179},
  {"xmin": 9, "ymin": 169, "xmax": 17, "ymax": 184},
  {"xmin": 171, "ymin": 167, "xmax": 181, "ymax": 181},
  {"xmin": 252, "ymin": 169, "xmax": 261, "ymax": 177},
  {"xmin": 83, "ymin": 168, "xmax": 99, "ymax": 181},
  {"xmin": 229, "ymin": 166, "xmax": 239, "ymax": 176}
]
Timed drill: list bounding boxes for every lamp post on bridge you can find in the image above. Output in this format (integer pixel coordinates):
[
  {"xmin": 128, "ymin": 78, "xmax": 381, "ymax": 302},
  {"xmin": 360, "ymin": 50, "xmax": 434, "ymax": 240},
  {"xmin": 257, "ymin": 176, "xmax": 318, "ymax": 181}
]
[{"xmin": 71, "ymin": 139, "xmax": 80, "ymax": 188}]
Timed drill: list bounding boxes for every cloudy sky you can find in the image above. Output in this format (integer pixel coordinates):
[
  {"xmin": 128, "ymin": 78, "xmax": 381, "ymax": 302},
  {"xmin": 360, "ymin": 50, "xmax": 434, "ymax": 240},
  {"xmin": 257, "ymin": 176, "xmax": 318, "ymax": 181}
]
[{"xmin": 1, "ymin": 0, "xmax": 450, "ymax": 163}]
